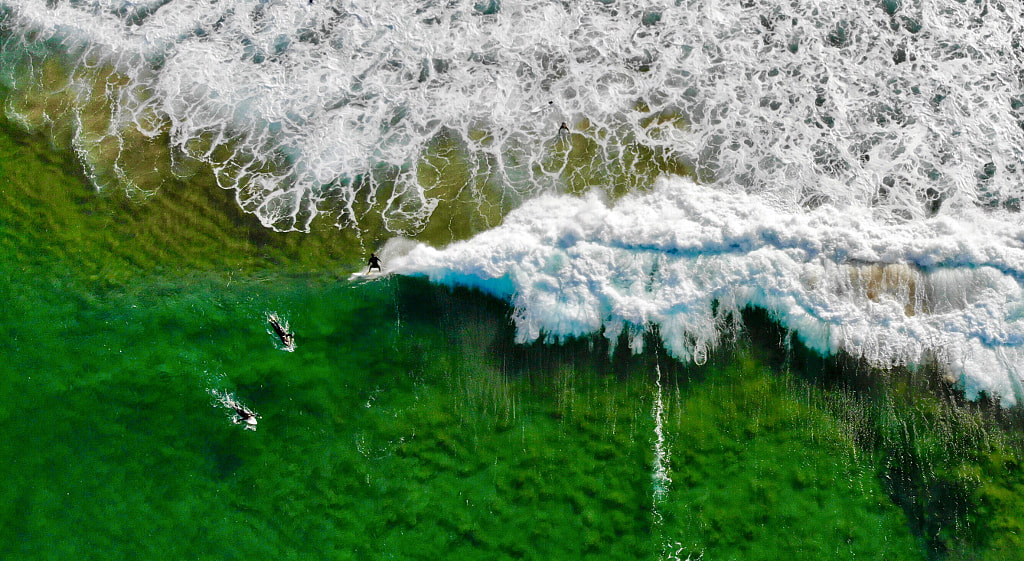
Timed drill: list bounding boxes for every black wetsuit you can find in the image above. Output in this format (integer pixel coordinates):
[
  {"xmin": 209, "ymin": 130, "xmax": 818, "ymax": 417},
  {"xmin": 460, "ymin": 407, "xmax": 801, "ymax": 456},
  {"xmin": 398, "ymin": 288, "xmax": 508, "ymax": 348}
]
[
  {"xmin": 270, "ymin": 320, "xmax": 291, "ymax": 344},
  {"xmin": 368, "ymin": 254, "xmax": 382, "ymax": 272}
]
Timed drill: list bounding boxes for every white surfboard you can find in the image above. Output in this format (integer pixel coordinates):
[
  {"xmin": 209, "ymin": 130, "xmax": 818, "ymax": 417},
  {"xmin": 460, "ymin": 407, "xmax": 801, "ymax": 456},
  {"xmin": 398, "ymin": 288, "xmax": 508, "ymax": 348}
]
[{"xmin": 348, "ymin": 269, "xmax": 388, "ymax": 282}]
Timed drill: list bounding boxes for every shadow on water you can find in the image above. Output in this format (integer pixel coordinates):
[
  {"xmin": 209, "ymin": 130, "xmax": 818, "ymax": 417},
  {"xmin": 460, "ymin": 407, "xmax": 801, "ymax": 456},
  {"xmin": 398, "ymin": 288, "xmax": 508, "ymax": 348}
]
[
  {"xmin": 397, "ymin": 276, "xmax": 713, "ymax": 386},
  {"xmin": 743, "ymin": 307, "xmax": 1024, "ymax": 560},
  {"xmin": 397, "ymin": 280, "xmax": 1024, "ymax": 560}
]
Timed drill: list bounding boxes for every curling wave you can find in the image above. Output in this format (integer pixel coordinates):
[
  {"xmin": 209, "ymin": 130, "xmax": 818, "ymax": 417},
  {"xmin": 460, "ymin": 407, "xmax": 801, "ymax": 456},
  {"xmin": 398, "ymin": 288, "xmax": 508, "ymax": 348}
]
[{"xmin": 390, "ymin": 176, "xmax": 1024, "ymax": 404}]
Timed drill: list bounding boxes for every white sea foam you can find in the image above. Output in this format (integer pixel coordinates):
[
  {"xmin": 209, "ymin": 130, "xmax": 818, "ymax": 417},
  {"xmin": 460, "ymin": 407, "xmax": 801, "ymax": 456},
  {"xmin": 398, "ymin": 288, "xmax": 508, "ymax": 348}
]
[
  {"xmin": 3, "ymin": 0, "xmax": 1023, "ymax": 229},
  {"xmin": 388, "ymin": 176, "xmax": 1024, "ymax": 404},
  {"xmin": 651, "ymin": 364, "xmax": 670, "ymax": 521}
]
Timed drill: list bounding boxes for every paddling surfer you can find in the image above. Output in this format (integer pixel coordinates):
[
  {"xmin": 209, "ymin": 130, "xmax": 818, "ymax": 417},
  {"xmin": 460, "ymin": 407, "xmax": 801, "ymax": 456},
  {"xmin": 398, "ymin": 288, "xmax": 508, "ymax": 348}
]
[
  {"xmin": 232, "ymin": 404, "xmax": 259, "ymax": 427},
  {"xmin": 209, "ymin": 389, "xmax": 260, "ymax": 430},
  {"xmin": 367, "ymin": 253, "xmax": 382, "ymax": 274},
  {"xmin": 267, "ymin": 312, "xmax": 296, "ymax": 352},
  {"xmin": 558, "ymin": 122, "xmax": 570, "ymax": 135}
]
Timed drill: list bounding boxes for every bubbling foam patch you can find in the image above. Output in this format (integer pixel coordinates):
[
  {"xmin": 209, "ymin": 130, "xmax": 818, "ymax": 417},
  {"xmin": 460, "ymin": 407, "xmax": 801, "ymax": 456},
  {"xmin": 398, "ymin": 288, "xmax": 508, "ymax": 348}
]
[
  {"xmin": 389, "ymin": 177, "xmax": 1024, "ymax": 404},
  {"xmin": 3, "ymin": 0, "xmax": 1023, "ymax": 232}
]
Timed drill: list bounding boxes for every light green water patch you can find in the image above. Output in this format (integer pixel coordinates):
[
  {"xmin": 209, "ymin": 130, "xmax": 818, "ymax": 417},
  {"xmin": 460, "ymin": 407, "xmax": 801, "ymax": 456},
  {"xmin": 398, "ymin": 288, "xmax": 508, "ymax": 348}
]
[
  {"xmin": 367, "ymin": 118, "xmax": 695, "ymax": 246},
  {"xmin": 354, "ymin": 128, "xmax": 515, "ymax": 244},
  {"xmin": 0, "ymin": 51, "xmax": 514, "ymax": 247},
  {"xmin": 540, "ymin": 116, "xmax": 694, "ymax": 199},
  {"xmin": 635, "ymin": 102, "xmax": 689, "ymax": 135},
  {"xmin": 0, "ymin": 48, "xmax": 696, "ymax": 245},
  {"xmin": 0, "ymin": 50, "xmax": 365, "ymax": 239},
  {"xmin": 0, "ymin": 115, "xmax": 375, "ymax": 285},
  {"xmin": 413, "ymin": 128, "xmax": 512, "ymax": 243},
  {"xmin": 2, "ymin": 54, "xmax": 174, "ymax": 195}
]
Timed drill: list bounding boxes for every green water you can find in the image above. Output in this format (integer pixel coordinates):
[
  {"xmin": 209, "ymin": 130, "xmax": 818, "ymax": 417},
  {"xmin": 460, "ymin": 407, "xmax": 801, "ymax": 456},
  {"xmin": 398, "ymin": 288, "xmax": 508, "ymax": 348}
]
[{"xmin": 1, "ymin": 119, "xmax": 1023, "ymax": 560}]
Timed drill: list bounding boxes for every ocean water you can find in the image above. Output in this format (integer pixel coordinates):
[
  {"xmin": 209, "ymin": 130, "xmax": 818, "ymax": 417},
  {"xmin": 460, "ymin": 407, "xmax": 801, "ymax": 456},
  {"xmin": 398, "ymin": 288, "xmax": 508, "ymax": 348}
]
[{"xmin": 2, "ymin": 0, "xmax": 1024, "ymax": 558}]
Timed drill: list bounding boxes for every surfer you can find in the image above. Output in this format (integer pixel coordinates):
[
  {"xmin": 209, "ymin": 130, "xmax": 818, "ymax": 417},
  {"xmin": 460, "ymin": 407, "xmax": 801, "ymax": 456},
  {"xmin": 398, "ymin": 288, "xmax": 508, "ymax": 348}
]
[
  {"xmin": 558, "ymin": 122, "xmax": 570, "ymax": 135},
  {"xmin": 367, "ymin": 253, "xmax": 382, "ymax": 274},
  {"xmin": 232, "ymin": 404, "xmax": 259, "ymax": 428},
  {"xmin": 267, "ymin": 312, "xmax": 296, "ymax": 352},
  {"xmin": 210, "ymin": 389, "xmax": 260, "ymax": 430}
]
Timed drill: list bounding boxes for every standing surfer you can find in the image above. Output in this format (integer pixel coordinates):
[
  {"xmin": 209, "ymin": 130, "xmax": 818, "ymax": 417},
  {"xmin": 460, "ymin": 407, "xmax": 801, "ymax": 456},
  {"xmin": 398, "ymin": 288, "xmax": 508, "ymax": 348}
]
[{"xmin": 367, "ymin": 253, "xmax": 382, "ymax": 274}]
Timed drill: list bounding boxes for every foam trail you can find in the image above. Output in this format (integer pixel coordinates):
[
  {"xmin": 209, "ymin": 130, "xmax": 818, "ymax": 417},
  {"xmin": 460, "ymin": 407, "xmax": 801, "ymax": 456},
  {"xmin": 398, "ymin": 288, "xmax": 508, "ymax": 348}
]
[
  {"xmin": 388, "ymin": 176, "xmax": 1024, "ymax": 404},
  {"xmin": 651, "ymin": 364, "xmax": 670, "ymax": 522}
]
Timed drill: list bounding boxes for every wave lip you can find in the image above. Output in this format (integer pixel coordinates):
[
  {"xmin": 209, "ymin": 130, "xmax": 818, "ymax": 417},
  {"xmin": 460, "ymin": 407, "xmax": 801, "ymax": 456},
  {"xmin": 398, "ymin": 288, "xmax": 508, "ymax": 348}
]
[{"xmin": 390, "ymin": 177, "xmax": 1024, "ymax": 405}]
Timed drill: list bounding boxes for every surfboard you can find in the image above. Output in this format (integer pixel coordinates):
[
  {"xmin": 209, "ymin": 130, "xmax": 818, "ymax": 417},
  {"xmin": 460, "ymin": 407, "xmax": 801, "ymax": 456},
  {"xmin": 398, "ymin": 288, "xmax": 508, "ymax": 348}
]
[{"xmin": 348, "ymin": 270, "xmax": 388, "ymax": 282}]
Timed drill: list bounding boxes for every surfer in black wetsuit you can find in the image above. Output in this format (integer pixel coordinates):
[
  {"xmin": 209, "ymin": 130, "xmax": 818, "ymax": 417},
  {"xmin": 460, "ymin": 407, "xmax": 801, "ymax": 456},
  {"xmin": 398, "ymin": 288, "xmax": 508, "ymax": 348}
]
[
  {"xmin": 232, "ymin": 404, "xmax": 258, "ymax": 427},
  {"xmin": 210, "ymin": 389, "xmax": 260, "ymax": 429},
  {"xmin": 558, "ymin": 122, "xmax": 570, "ymax": 135},
  {"xmin": 267, "ymin": 312, "xmax": 296, "ymax": 351},
  {"xmin": 367, "ymin": 253, "xmax": 382, "ymax": 274}
]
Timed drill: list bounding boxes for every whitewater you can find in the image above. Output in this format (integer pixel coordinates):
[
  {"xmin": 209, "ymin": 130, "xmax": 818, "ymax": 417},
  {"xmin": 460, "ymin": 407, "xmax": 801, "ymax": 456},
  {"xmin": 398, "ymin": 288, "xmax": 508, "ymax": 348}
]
[{"xmin": 2, "ymin": 0, "xmax": 1024, "ymax": 401}]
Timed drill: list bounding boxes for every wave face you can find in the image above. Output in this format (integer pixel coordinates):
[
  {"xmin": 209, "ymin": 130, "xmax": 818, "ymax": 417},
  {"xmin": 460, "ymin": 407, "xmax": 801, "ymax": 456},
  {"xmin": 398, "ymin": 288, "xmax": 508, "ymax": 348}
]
[
  {"xmin": 389, "ymin": 177, "xmax": 1024, "ymax": 404},
  {"xmin": 4, "ymin": 0, "xmax": 1024, "ymax": 399}
]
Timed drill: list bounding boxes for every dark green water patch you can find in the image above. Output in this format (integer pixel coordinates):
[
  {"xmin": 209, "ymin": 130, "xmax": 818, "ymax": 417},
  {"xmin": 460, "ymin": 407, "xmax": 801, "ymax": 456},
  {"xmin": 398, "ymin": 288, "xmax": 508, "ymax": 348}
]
[
  {"xmin": 745, "ymin": 308, "xmax": 1024, "ymax": 560},
  {"xmin": 0, "ymin": 256, "xmax": 925, "ymax": 560}
]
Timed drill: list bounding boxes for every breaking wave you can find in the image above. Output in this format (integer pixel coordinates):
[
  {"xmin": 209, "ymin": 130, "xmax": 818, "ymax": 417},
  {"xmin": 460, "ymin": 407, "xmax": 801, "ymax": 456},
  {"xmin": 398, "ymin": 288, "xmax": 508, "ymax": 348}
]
[{"xmin": 390, "ymin": 177, "xmax": 1024, "ymax": 404}]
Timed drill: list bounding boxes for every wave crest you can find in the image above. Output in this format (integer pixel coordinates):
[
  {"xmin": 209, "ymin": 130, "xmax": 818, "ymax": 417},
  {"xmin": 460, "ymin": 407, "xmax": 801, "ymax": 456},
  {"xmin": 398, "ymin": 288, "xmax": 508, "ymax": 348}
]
[{"xmin": 390, "ymin": 177, "xmax": 1024, "ymax": 404}]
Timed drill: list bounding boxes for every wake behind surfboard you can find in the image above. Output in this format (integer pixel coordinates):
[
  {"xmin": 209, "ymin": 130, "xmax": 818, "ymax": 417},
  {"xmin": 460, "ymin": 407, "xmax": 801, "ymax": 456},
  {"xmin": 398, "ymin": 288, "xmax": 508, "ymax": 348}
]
[{"xmin": 266, "ymin": 312, "xmax": 296, "ymax": 352}]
